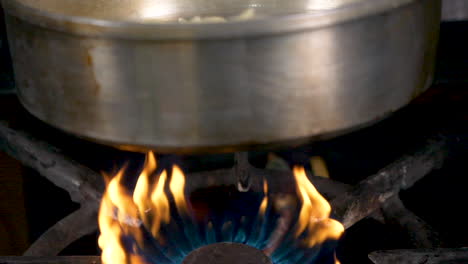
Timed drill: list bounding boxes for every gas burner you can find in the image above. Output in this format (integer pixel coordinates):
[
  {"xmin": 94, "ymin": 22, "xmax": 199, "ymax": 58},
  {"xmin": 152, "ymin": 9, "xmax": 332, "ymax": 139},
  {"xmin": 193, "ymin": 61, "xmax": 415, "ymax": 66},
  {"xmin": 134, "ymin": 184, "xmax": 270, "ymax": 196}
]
[
  {"xmin": 2, "ymin": 116, "xmax": 468, "ymax": 263},
  {"xmin": 182, "ymin": 243, "xmax": 272, "ymax": 264},
  {"xmin": 96, "ymin": 152, "xmax": 342, "ymax": 264}
]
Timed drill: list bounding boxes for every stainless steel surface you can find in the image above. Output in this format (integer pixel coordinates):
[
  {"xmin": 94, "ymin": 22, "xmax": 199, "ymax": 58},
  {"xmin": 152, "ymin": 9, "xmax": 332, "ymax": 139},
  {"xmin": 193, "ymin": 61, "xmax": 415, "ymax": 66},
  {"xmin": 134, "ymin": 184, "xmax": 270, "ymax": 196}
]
[
  {"xmin": 2, "ymin": 0, "xmax": 441, "ymax": 153},
  {"xmin": 1, "ymin": 0, "xmax": 369, "ymax": 22}
]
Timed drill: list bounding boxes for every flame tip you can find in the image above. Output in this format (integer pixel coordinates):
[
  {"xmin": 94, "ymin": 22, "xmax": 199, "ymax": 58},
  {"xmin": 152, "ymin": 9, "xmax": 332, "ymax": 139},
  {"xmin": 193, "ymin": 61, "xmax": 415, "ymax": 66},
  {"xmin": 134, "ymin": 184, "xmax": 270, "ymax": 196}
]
[{"xmin": 293, "ymin": 165, "xmax": 344, "ymax": 247}]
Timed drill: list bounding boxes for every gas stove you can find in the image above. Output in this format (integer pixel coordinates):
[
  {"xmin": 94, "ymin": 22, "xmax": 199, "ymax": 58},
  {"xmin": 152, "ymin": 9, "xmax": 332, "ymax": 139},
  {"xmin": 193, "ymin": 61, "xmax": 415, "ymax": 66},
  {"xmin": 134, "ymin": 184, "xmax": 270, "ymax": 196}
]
[
  {"xmin": 1, "ymin": 83, "xmax": 468, "ymax": 264},
  {"xmin": 1, "ymin": 2, "xmax": 468, "ymax": 264}
]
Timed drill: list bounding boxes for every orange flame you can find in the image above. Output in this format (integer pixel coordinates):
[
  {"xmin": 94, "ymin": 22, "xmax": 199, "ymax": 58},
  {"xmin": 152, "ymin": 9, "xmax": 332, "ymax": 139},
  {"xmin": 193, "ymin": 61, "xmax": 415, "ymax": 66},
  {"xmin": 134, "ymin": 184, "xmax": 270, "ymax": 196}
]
[
  {"xmin": 149, "ymin": 170, "xmax": 170, "ymax": 240},
  {"xmin": 170, "ymin": 165, "xmax": 188, "ymax": 215},
  {"xmin": 133, "ymin": 152, "xmax": 157, "ymax": 227},
  {"xmin": 259, "ymin": 179, "xmax": 269, "ymax": 215},
  {"xmin": 99, "ymin": 167, "xmax": 143, "ymax": 264},
  {"xmin": 293, "ymin": 166, "xmax": 344, "ymax": 248},
  {"xmin": 98, "ymin": 188, "xmax": 127, "ymax": 264},
  {"xmin": 98, "ymin": 152, "xmax": 190, "ymax": 264}
]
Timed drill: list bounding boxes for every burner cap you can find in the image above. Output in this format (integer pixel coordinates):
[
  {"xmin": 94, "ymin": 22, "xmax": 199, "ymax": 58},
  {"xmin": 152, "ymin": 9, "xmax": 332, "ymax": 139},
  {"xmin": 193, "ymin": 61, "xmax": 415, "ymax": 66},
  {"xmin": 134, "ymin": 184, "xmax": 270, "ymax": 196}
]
[{"xmin": 182, "ymin": 243, "xmax": 272, "ymax": 264}]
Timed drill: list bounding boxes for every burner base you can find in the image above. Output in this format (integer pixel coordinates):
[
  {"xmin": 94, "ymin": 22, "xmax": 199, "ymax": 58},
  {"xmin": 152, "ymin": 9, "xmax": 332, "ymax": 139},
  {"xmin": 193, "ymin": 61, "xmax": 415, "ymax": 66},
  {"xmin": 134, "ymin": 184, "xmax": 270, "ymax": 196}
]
[{"xmin": 182, "ymin": 243, "xmax": 272, "ymax": 264}]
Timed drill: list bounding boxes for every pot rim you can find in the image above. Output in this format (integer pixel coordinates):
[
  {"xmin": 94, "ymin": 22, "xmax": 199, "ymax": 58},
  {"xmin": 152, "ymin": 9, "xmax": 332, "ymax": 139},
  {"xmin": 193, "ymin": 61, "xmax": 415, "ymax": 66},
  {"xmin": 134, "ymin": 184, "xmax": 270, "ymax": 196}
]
[{"xmin": 2, "ymin": 0, "xmax": 416, "ymax": 40}]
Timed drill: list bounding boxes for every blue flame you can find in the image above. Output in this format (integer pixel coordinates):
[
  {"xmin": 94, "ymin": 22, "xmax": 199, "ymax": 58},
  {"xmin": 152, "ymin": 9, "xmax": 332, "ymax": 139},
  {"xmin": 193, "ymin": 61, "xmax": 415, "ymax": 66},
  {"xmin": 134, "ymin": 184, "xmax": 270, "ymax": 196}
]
[{"xmin": 111, "ymin": 183, "xmax": 340, "ymax": 264}]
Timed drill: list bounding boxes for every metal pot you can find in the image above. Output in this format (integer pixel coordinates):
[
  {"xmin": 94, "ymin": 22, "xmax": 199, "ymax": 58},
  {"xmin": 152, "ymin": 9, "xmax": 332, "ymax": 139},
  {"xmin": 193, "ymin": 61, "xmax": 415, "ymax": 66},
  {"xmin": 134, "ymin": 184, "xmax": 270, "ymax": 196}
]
[{"xmin": 2, "ymin": 0, "xmax": 441, "ymax": 153}]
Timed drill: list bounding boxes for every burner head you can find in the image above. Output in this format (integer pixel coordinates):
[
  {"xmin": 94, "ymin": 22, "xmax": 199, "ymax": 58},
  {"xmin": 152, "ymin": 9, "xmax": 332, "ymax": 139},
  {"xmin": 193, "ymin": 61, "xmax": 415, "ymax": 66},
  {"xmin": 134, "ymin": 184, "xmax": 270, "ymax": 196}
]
[
  {"xmin": 182, "ymin": 243, "xmax": 272, "ymax": 264},
  {"xmin": 2, "ymin": 0, "xmax": 440, "ymax": 153}
]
